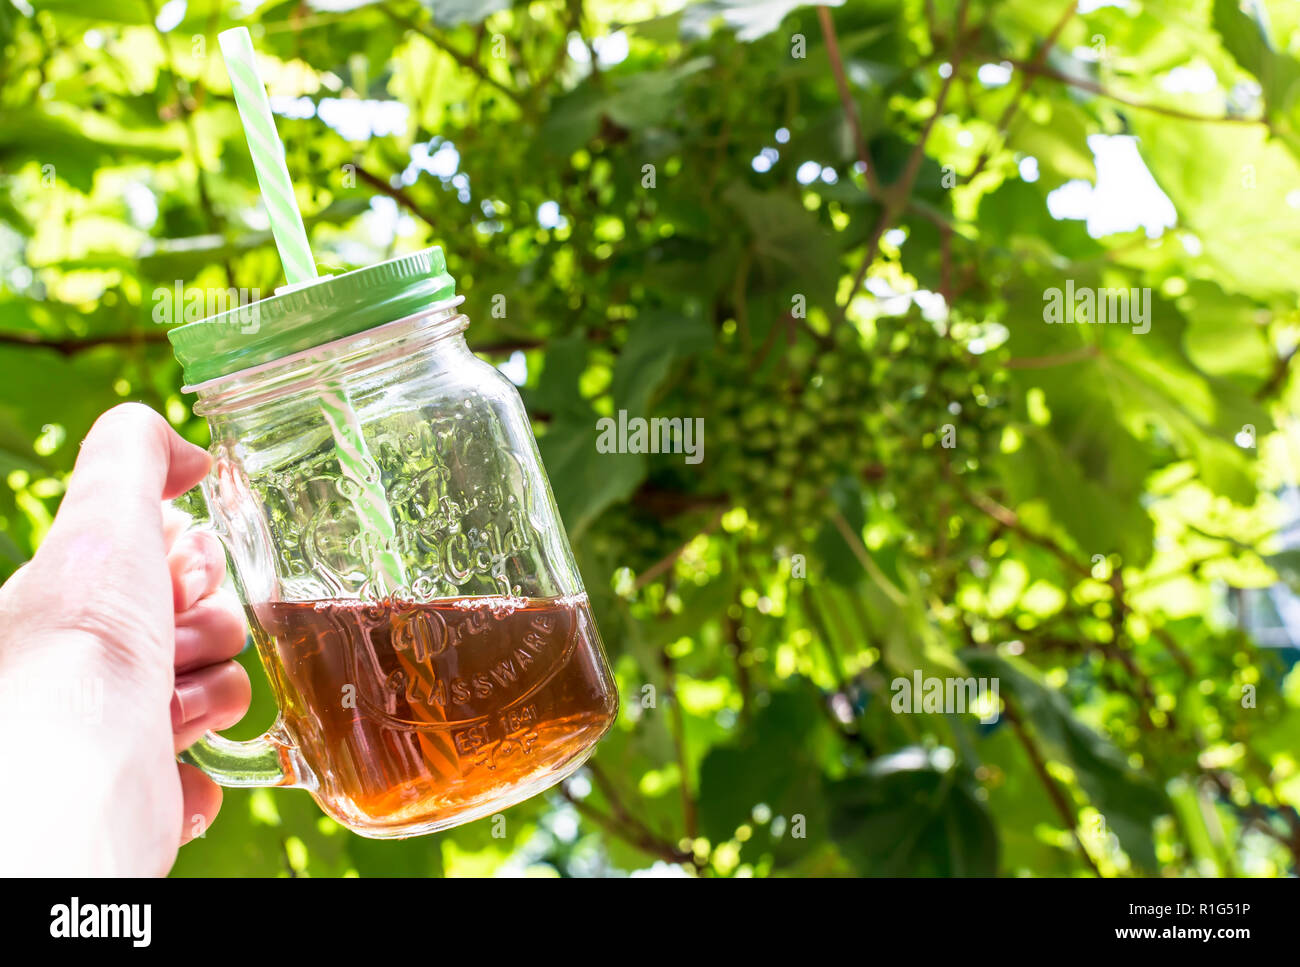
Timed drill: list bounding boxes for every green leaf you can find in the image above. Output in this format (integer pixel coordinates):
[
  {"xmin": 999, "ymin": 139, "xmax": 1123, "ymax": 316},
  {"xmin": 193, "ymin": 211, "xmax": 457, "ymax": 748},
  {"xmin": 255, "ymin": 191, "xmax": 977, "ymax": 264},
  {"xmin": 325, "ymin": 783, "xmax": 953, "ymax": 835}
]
[
  {"xmin": 0, "ymin": 107, "xmax": 181, "ymax": 193},
  {"xmin": 963, "ymin": 652, "xmax": 1168, "ymax": 870},
  {"xmin": 1265, "ymin": 549, "xmax": 1300, "ymax": 595},
  {"xmin": 423, "ymin": 0, "xmax": 511, "ymax": 27},
  {"xmin": 1131, "ymin": 115, "xmax": 1300, "ymax": 299},
  {"xmin": 346, "ymin": 834, "xmax": 445, "ymax": 877},
  {"xmin": 697, "ymin": 679, "xmax": 834, "ymax": 865},
  {"xmin": 527, "ymin": 333, "xmax": 590, "ymax": 422},
  {"xmin": 541, "ymin": 58, "xmax": 713, "ymax": 154},
  {"xmin": 811, "ymin": 476, "xmax": 870, "ymax": 586},
  {"xmin": 610, "ymin": 310, "xmax": 711, "ymax": 417},
  {"xmin": 538, "ymin": 418, "xmax": 646, "ymax": 540},
  {"xmin": 1179, "ymin": 281, "xmax": 1273, "ymax": 381},
  {"xmin": 1004, "ymin": 97, "xmax": 1097, "ymax": 187},
  {"xmin": 1213, "ymin": 0, "xmax": 1273, "ymax": 74},
  {"xmin": 682, "ymin": 0, "xmax": 843, "ymax": 42},
  {"xmin": 827, "ymin": 748, "xmax": 999, "ymax": 875},
  {"xmin": 723, "ymin": 182, "xmax": 841, "ymax": 312},
  {"xmin": 1212, "ymin": 0, "xmax": 1300, "ymax": 128}
]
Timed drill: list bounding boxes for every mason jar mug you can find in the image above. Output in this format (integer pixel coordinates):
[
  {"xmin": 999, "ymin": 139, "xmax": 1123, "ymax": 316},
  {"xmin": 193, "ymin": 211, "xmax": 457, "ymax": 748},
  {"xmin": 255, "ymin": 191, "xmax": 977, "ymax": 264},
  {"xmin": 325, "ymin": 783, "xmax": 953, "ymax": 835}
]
[{"xmin": 167, "ymin": 247, "xmax": 618, "ymax": 838}]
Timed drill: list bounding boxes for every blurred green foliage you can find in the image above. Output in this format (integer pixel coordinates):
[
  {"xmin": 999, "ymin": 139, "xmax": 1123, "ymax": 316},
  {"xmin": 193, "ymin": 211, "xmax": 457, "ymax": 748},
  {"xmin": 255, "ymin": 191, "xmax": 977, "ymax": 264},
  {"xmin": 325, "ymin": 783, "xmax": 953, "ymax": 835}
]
[{"xmin": 2, "ymin": 0, "xmax": 1300, "ymax": 876}]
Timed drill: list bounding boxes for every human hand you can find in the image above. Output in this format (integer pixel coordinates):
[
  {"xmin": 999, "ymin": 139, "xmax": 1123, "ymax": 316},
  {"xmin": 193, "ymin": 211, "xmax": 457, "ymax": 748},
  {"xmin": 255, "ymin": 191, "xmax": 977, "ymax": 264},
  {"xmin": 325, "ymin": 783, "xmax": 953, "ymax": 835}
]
[{"xmin": 0, "ymin": 403, "xmax": 251, "ymax": 875}]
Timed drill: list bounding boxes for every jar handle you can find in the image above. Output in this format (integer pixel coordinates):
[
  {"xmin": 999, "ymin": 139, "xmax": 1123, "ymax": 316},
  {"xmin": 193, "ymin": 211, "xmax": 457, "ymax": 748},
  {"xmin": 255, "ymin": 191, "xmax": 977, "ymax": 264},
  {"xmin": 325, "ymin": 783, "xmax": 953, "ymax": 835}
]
[
  {"xmin": 170, "ymin": 485, "xmax": 305, "ymax": 790},
  {"xmin": 181, "ymin": 731, "xmax": 295, "ymax": 787}
]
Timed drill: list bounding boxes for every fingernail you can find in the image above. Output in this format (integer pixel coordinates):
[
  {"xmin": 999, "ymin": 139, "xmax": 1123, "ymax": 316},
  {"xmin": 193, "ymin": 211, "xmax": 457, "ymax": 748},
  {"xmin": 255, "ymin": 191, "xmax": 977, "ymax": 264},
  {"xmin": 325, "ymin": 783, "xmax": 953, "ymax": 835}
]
[
  {"xmin": 171, "ymin": 680, "xmax": 209, "ymax": 728},
  {"xmin": 180, "ymin": 566, "xmax": 207, "ymax": 608}
]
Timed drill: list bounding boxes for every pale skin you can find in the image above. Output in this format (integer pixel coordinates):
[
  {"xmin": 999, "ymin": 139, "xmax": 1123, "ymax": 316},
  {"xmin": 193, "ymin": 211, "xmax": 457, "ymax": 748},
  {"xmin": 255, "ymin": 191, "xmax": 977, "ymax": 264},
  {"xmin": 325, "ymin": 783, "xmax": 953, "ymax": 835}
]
[{"xmin": 0, "ymin": 403, "xmax": 252, "ymax": 875}]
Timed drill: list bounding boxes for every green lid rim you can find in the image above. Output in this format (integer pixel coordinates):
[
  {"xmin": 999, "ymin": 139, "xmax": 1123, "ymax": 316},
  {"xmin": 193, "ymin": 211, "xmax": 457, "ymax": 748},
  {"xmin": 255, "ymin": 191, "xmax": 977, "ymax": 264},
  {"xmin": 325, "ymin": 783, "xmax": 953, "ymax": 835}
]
[{"xmin": 167, "ymin": 245, "xmax": 456, "ymax": 387}]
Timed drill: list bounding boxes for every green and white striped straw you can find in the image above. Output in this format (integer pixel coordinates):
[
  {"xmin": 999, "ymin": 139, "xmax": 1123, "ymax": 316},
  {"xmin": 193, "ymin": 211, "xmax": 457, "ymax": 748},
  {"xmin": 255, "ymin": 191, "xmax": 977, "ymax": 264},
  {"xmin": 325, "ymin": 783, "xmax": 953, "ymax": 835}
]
[
  {"xmin": 316, "ymin": 373, "xmax": 408, "ymax": 594},
  {"xmin": 219, "ymin": 26, "xmax": 407, "ymax": 597},
  {"xmin": 219, "ymin": 27, "xmax": 318, "ymax": 285}
]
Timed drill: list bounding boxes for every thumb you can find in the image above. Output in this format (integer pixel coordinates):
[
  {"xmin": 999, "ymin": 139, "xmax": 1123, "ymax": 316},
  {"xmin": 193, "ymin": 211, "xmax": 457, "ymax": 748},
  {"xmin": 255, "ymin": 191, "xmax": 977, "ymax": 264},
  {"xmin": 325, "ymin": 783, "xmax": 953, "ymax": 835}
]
[
  {"xmin": 43, "ymin": 403, "xmax": 210, "ymax": 559},
  {"xmin": 64, "ymin": 403, "xmax": 209, "ymax": 513},
  {"xmin": 3, "ymin": 404, "xmax": 210, "ymax": 667}
]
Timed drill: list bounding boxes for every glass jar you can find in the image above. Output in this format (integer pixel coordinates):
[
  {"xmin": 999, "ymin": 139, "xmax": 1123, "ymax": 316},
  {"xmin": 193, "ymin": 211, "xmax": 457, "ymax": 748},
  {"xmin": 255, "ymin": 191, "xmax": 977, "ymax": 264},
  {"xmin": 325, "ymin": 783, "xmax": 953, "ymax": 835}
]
[{"xmin": 169, "ymin": 247, "xmax": 618, "ymax": 838}]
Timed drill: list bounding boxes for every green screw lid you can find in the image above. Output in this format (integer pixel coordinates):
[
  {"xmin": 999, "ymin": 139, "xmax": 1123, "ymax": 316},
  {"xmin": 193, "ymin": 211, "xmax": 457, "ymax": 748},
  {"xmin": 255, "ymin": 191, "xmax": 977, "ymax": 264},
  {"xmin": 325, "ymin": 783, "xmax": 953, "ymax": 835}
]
[{"xmin": 167, "ymin": 246, "xmax": 456, "ymax": 388}]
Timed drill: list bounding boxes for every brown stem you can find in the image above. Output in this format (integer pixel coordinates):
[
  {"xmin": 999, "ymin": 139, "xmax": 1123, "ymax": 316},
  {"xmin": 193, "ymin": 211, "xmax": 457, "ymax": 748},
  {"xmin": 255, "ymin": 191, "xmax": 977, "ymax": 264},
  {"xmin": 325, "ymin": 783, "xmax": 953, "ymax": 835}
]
[
  {"xmin": 352, "ymin": 162, "xmax": 439, "ymax": 228},
  {"xmin": 560, "ymin": 787, "xmax": 695, "ymax": 866},
  {"xmin": 381, "ymin": 5, "xmax": 525, "ymax": 106},
  {"xmin": 142, "ymin": 0, "xmax": 233, "ymax": 285},
  {"xmin": 834, "ymin": 0, "xmax": 969, "ymax": 326},
  {"xmin": 817, "ymin": 5, "xmax": 882, "ymax": 198},
  {"xmin": 585, "ymin": 760, "xmax": 683, "ymax": 855},
  {"xmin": 633, "ymin": 507, "xmax": 726, "ymax": 591},
  {"xmin": 1003, "ymin": 697, "xmax": 1103, "ymax": 876},
  {"xmin": 659, "ymin": 650, "xmax": 700, "ymax": 840},
  {"xmin": 1255, "ymin": 344, "xmax": 1297, "ymax": 401},
  {"xmin": 1006, "ymin": 346, "xmax": 1101, "ymax": 369},
  {"xmin": 1006, "ymin": 58, "xmax": 1268, "ymax": 125},
  {"xmin": 959, "ymin": 487, "xmax": 1091, "ymax": 579},
  {"xmin": 938, "ymin": 225, "xmax": 954, "ymax": 306},
  {"xmin": 0, "ymin": 331, "xmax": 169, "ymax": 355},
  {"xmin": 965, "ymin": 1, "xmax": 1078, "ymax": 184}
]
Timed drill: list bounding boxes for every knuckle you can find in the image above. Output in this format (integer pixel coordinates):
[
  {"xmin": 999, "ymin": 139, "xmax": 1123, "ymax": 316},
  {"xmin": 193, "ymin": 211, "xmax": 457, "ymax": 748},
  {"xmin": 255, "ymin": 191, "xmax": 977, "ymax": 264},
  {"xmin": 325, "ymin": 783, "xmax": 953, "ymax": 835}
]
[
  {"xmin": 91, "ymin": 402, "xmax": 162, "ymax": 437},
  {"xmin": 172, "ymin": 529, "xmax": 224, "ymax": 570},
  {"xmin": 206, "ymin": 600, "xmax": 248, "ymax": 653},
  {"xmin": 86, "ymin": 403, "xmax": 170, "ymax": 457}
]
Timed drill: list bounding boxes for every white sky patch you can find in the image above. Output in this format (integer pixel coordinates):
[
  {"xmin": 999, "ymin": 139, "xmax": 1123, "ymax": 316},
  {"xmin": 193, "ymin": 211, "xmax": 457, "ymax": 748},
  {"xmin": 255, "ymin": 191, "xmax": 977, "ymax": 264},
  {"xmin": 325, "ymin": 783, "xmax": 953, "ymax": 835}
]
[
  {"xmin": 820, "ymin": 167, "xmax": 838, "ymax": 184},
  {"xmin": 1078, "ymin": 0, "xmax": 1130, "ymax": 11},
  {"xmin": 304, "ymin": 0, "xmax": 377, "ymax": 9},
  {"xmin": 567, "ymin": 31, "xmax": 629, "ymax": 68},
  {"xmin": 977, "ymin": 62, "xmax": 1012, "ymax": 87},
  {"xmin": 270, "ymin": 95, "xmax": 316, "ymax": 120},
  {"xmin": 594, "ymin": 31, "xmax": 629, "ymax": 67},
  {"xmin": 426, "ymin": 142, "xmax": 460, "ymax": 177},
  {"xmin": 1229, "ymin": 79, "xmax": 1263, "ymax": 114},
  {"xmin": 796, "ymin": 161, "xmax": 822, "ymax": 184},
  {"xmin": 8, "ymin": 264, "xmax": 33, "ymax": 291},
  {"xmin": 1046, "ymin": 134, "xmax": 1176, "ymax": 237},
  {"xmin": 124, "ymin": 183, "xmax": 159, "ymax": 229},
  {"xmin": 631, "ymin": 861, "xmax": 693, "ymax": 878},
  {"xmin": 550, "ymin": 811, "xmax": 579, "ymax": 842},
  {"xmin": 775, "ymin": 127, "xmax": 791, "ymax": 144},
  {"xmin": 498, "ymin": 350, "xmax": 528, "ymax": 386},
  {"xmin": 537, "ymin": 200, "xmax": 567, "ymax": 229},
  {"xmin": 314, "ymin": 98, "xmax": 408, "ymax": 141},
  {"xmin": 154, "ymin": 0, "xmax": 186, "ymax": 32},
  {"xmin": 913, "ymin": 290, "xmax": 949, "ymax": 323},
  {"xmin": 364, "ymin": 196, "xmax": 401, "ymax": 247},
  {"xmin": 402, "ymin": 141, "xmax": 460, "ymax": 186},
  {"xmin": 1019, "ymin": 156, "xmax": 1040, "ymax": 182},
  {"xmin": 1161, "ymin": 64, "xmax": 1218, "ymax": 94}
]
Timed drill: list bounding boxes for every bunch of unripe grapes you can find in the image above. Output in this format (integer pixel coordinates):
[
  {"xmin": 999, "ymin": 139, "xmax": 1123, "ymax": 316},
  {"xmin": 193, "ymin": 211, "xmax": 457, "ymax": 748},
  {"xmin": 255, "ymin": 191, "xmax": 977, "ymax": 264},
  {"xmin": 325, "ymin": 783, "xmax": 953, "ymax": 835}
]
[
  {"xmin": 692, "ymin": 322, "xmax": 879, "ymax": 537},
  {"xmin": 608, "ymin": 312, "xmax": 1012, "ymax": 568},
  {"xmin": 692, "ymin": 313, "xmax": 1009, "ymax": 545},
  {"xmin": 872, "ymin": 313, "xmax": 1010, "ymax": 552}
]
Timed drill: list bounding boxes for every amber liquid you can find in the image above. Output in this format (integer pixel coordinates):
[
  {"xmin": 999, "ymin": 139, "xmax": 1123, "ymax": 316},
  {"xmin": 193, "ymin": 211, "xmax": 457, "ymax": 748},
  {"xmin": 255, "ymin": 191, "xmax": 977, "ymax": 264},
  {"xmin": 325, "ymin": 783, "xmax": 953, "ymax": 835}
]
[{"xmin": 248, "ymin": 595, "xmax": 617, "ymax": 837}]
